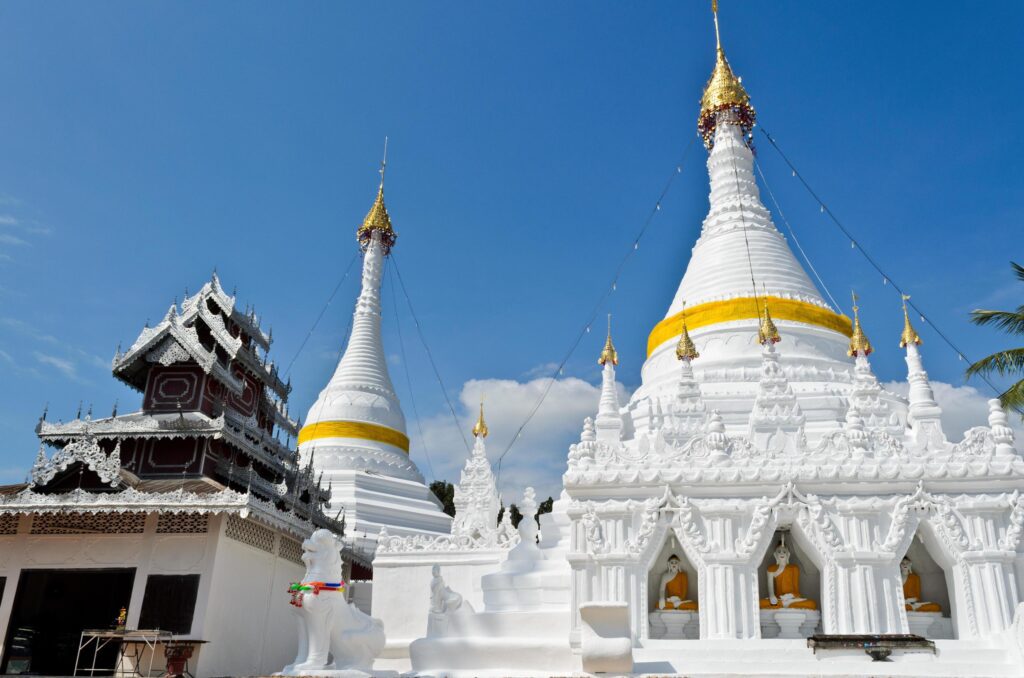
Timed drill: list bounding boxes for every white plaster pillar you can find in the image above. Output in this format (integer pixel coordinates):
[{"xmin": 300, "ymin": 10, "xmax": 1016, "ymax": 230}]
[
  {"xmin": 958, "ymin": 554, "xmax": 1019, "ymax": 637},
  {"xmin": 826, "ymin": 554, "xmax": 904, "ymax": 634},
  {"xmin": 699, "ymin": 557, "xmax": 760, "ymax": 639}
]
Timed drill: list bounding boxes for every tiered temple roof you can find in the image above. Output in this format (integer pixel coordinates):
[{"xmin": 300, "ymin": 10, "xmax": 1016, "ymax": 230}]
[{"xmin": 2, "ymin": 274, "xmax": 347, "ymax": 552}]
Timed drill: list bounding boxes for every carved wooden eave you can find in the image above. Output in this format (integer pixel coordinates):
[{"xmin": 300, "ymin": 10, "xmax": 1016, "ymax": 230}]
[
  {"xmin": 0, "ymin": 485, "xmax": 318, "ymax": 539},
  {"xmin": 38, "ymin": 411, "xmax": 226, "ymax": 441}
]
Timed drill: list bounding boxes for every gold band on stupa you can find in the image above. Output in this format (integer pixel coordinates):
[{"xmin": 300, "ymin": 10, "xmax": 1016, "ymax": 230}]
[
  {"xmin": 298, "ymin": 420, "xmax": 410, "ymax": 453},
  {"xmin": 648, "ymin": 296, "xmax": 852, "ymax": 357}
]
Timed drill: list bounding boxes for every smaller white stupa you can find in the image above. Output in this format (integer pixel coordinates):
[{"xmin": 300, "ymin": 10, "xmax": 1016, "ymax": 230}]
[{"xmin": 299, "ymin": 157, "xmax": 451, "ymax": 556}]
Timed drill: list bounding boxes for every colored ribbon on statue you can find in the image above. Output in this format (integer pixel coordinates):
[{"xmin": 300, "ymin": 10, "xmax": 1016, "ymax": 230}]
[{"xmin": 288, "ymin": 581, "xmax": 346, "ymax": 608}]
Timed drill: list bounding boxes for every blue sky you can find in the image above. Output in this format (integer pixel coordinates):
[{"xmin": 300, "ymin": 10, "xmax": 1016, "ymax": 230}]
[{"xmin": 0, "ymin": 2, "xmax": 1021, "ymax": 498}]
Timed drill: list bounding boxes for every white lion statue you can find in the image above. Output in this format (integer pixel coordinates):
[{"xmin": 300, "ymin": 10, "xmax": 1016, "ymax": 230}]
[{"xmin": 278, "ymin": 529, "xmax": 385, "ymax": 675}]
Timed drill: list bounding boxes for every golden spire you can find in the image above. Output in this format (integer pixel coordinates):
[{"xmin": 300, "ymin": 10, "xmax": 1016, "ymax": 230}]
[
  {"xmin": 899, "ymin": 294, "xmax": 922, "ymax": 348},
  {"xmin": 698, "ymin": 1, "xmax": 756, "ymax": 148},
  {"xmin": 472, "ymin": 400, "xmax": 489, "ymax": 438},
  {"xmin": 757, "ymin": 298, "xmax": 781, "ymax": 346},
  {"xmin": 598, "ymin": 314, "xmax": 619, "ymax": 366},
  {"xmin": 675, "ymin": 305, "xmax": 700, "ymax": 361},
  {"xmin": 356, "ymin": 137, "xmax": 398, "ymax": 255},
  {"xmin": 847, "ymin": 291, "xmax": 874, "ymax": 357}
]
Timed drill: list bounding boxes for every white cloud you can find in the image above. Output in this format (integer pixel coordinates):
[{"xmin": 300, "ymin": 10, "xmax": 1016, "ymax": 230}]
[
  {"xmin": 883, "ymin": 380, "xmax": 1024, "ymax": 442},
  {"xmin": 411, "ymin": 376, "xmax": 628, "ymax": 502},
  {"xmin": 0, "ymin": 234, "xmax": 27, "ymax": 247},
  {"xmin": 33, "ymin": 351, "xmax": 78, "ymax": 380}
]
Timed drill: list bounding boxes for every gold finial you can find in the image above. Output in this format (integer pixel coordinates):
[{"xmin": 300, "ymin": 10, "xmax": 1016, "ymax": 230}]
[
  {"xmin": 899, "ymin": 294, "xmax": 922, "ymax": 348},
  {"xmin": 598, "ymin": 314, "xmax": 619, "ymax": 366},
  {"xmin": 847, "ymin": 291, "xmax": 874, "ymax": 357},
  {"xmin": 472, "ymin": 400, "xmax": 489, "ymax": 438},
  {"xmin": 356, "ymin": 137, "xmax": 398, "ymax": 255},
  {"xmin": 675, "ymin": 305, "xmax": 700, "ymax": 361},
  {"xmin": 757, "ymin": 298, "xmax": 781, "ymax": 346},
  {"xmin": 698, "ymin": 0, "xmax": 756, "ymax": 149}
]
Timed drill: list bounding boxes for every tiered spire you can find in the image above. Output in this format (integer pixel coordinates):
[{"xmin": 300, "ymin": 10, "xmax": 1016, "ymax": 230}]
[
  {"xmin": 452, "ymin": 403, "xmax": 501, "ymax": 540},
  {"xmin": 748, "ymin": 339, "xmax": 805, "ymax": 455},
  {"xmin": 844, "ymin": 297, "xmax": 898, "ymax": 434},
  {"xmin": 595, "ymin": 316, "xmax": 623, "ymax": 443},
  {"xmin": 670, "ymin": 312, "xmax": 707, "ymax": 439},
  {"xmin": 899, "ymin": 295, "xmax": 944, "ymax": 449}
]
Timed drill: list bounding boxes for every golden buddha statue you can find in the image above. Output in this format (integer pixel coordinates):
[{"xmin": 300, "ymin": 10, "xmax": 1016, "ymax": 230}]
[
  {"xmin": 901, "ymin": 557, "xmax": 941, "ymax": 612},
  {"xmin": 760, "ymin": 539, "xmax": 817, "ymax": 610},
  {"xmin": 657, "ymin": 555, "xmax": 698, "ymax": 611}
]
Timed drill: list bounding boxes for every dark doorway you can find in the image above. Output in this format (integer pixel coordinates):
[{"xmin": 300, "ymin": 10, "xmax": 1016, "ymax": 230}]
[{"xmin": 1, "ymin": 568, "xmax": 136, "ymax": 676}]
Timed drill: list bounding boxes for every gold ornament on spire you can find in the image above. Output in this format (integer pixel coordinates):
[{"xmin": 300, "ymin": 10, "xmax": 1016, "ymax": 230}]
[
  {"xmin": 847, "ymin": 292, "xmax": 874, "ymax": 357},
  {"xmin": 472, "ymin": 400, "xmax": 489, "ymax": 438},
  {"xmin": 899, "ymin": 294, "xmax": 922, "ymax": 348},
  {"xmin": 675, "ymin": 307, "xmax": 700, "ymax": 361},
  {"xmin": 758, "ymin": 298, "xmax": 781, "ymax": 345},
  {"xmin": 356, "ymin": 137, "xmax": 398, "ymax": 255},
  {"xmin": 598, "ymin": 314, "xmax": 619, "ymax": 366},
  {"xmin": 698, "ymin": 0, "xmax": 756, "ymax": 149}
]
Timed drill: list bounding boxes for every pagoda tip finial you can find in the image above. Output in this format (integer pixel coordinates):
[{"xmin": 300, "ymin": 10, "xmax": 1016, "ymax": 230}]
[
  {"xmin": 76, "ymin": 401, "xmax": 82, "ymax": 419},
  {"xmin": 676, "ymin": 301, "xmax": 700, "ymax": 361},
  {"xmin": 472, "ymin": 399, "xmax": 489, "ymax": 438},
  {"xmin": 357, "ymin": 138, "xmax": 398, "ymax": 254},
  {"xmin": 598, "ymin": 314, "xmax": 618, "ymax": 366},
  {"xmin": 900, "ymin": 293, "xmax": 922, "ymax": 348},
  {"xmin": 847, "ymin": 290, "xmax": 873, "ymax": 357},
  {"xmin": 712, "ymin": 0, "xmax": 721, "ymax": 50},
  {"xmin": 758, "ymin": 296, "xmax": 781, "ymax": 346},
  {"xmin": 40, "ymin": 402, "xmax": 48, "ymax": 422},
  {"xmin": 111, "ymin": 400, "xmax": 118, "ymax": 418}
]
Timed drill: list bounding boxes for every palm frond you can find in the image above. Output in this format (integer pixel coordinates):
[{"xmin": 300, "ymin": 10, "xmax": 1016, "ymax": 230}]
[
  {"xmin": 1000, "ymin": 379, "xmax": 1024, "ymax": 417},
  {"xmin": 1012, "ymin": 261, "xmax": 1024, "ymax": 283},
  {"xmin": 969, "ymin": 309, "xmax": 1024, "ymax": 335},
  {"xmin": 966, "ymin": 347, "xmax": 1024, "ymax": 378}
]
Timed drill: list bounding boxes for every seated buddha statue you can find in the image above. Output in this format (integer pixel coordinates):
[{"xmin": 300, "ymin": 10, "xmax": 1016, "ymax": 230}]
[
  {"xmin": 760, "ymin": 540, "xmax": 817, "ymax": 610},
  {"xmin": 901, "ymin": 557, "xmax": 941, "ymax": 612},
  {"xmin": 657, "ymin": 555, "xmax": 697, "ymax": 611}
]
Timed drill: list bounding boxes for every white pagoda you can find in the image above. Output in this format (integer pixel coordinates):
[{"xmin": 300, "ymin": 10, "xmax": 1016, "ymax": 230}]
[
  {"xmin": 371, "ymin": 7, "xmax": 1024, "ymax": 676},
  {"xmin": 298, "ymin": 164, "xmax": 452, "ymax": 558}
]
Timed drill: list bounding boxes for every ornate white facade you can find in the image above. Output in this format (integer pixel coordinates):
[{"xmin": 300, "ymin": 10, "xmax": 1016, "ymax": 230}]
[{"xmin": 370, "ymin": 13, "xmax": 1024, "ymax": 676}]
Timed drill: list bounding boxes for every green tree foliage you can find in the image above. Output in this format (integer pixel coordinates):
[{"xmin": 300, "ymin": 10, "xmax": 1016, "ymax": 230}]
[
  {"xmin": 967, "ymin": 262, "xmax": 1024, "ymax": 416},
  {"xmin": 496, "ymin": 496, "xmax": 555, "ymax": 528},
  {"xmin": 429, "ymin": 480, "xmax": 456, "ymax": 517}
]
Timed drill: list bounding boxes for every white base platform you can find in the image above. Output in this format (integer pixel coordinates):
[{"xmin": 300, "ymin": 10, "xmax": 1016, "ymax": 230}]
[{"xmin": 632, "ymin": 639, "xmax": 1020, "ymax": 677}]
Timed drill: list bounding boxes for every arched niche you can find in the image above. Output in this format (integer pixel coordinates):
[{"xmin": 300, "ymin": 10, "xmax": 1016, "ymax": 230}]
[
  {"xmin": 757, "ymin": 530, "xmax": 822, "ymax": 637},
  {"xmin": 646, "ymin": 533, "xmax": 699, "ymax": 640},
  {"xmin": 900, "ymin": 530, "xmax": 956, "ymax": 639}
]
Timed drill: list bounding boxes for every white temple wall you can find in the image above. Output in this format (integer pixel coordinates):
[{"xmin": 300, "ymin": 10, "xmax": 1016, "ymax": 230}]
[
  {"xmin": 371, "ymin": 549, "xmax": 508, "ymax": 658},
  {"xmin": 193, "ymin": 515, "xmax": 304, "ymax": 678}
]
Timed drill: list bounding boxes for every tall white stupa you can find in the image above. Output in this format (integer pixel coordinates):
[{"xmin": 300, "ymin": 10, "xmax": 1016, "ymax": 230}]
[
  {"xmin": 299, "ymin": 160, "xmax": 452, "ymax": 557},
  {"xmin": 630, "ymin": 12, "xmax": 905, "ymax": 442}
]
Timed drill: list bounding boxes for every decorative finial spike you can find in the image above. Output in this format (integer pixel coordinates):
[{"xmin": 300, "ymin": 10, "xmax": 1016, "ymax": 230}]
[
  {"xmin": 472, "ymin": 400, "xmax": 489, "ymax": 438},
  {"xmin": 357, "ymin": 140, "xmax": 398, "ymax": 255},
  {"xmin": 847, "ymin": 290, "xmax": 873, "ymax": 357},
  {"xmin": 675, "ymin": 303, "xmax": 700, "ymax": 361},
  {"xmin": 758, "ymin": 298, "xmax": 781, "ymax": 346},
  {"xmin": 698, "ymin": 0, "xmax": 755, "ymax": 149},
  {"xmin": 598, "ymin": 313, "xmax": 619, "ymax": 366},
  {"xmin": 899, "ymin": 294, "xmax": 922, "ymax": 348}
]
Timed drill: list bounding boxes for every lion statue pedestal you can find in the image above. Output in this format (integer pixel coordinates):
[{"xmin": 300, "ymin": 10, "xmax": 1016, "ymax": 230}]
[{"xmin": 276, "ymin": 529, "xmax": 385, "ymax": 677}]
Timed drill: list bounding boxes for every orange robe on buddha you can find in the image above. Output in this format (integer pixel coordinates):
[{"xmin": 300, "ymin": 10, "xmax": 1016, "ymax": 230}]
[
  {"xmin": 662, "ymin": 571, "xmax": 698, "ymax": 610},
  {"xmin": 759, "ymin": 564, "xmax": 817, "ymax": 610},
  {"xmin": 903, "ymin": 573, "xmax": 941, "ymax": 612}
]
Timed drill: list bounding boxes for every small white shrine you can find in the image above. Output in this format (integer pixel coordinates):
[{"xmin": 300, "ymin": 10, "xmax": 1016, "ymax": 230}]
[{"xmin": 369, "ymin": 7, "xmax": 1024, "ymax": 676}]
